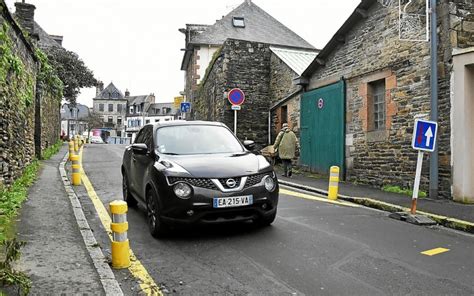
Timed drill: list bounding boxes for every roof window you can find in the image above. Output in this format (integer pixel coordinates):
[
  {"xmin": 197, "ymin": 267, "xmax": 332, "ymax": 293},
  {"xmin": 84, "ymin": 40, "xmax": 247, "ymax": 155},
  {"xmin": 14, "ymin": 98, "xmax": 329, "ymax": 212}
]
[{"xmin": 232, "ymin": 17, "xmax": 245, "ymax": 28}]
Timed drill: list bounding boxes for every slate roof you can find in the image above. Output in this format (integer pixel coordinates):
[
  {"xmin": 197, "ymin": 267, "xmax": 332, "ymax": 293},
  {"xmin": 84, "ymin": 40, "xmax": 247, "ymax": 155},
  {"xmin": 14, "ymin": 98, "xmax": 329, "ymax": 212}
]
[
  {"xmin": 147, "ymin": 103, "xmax": 178, "ymax": 115},
  {"xmin": 61, "ymin": 103, "xmax": 90, "ymax": 120},
  {"xmin": 189, "ymin": 1, "xmax": 314, "ymax": 50},
  {"xmin": 270, "ymin": 46, "xmax": 319, "ymax": 76},
  {"xmin": 34, "ymin": 21, "xmax": 62, "ymax": 48},
  {"xmin": 126, "ymin": 95, "xmax": 149, "ymax": 106},
  {"xmin": 96, "ymin": 82, "xmax": 125, "ymax": 100}
]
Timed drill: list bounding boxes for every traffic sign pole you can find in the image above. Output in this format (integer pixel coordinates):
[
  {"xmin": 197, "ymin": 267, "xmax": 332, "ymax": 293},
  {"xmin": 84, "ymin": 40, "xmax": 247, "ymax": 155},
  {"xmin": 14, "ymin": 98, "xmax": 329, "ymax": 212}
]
[
  {"xmin": 234, "ymin": 110, "xmax": 237, "ymax": 135},
  {"xmin": 411, "ymin": 150, "xmax": 424, "ymax": 214}
]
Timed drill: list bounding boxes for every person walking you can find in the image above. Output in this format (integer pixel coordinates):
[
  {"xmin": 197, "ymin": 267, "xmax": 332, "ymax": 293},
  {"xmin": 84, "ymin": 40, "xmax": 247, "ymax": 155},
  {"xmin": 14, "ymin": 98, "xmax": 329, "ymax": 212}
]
[{"xmin": 273, "ymin": 123, "xmax": 299, "ymax": 177}]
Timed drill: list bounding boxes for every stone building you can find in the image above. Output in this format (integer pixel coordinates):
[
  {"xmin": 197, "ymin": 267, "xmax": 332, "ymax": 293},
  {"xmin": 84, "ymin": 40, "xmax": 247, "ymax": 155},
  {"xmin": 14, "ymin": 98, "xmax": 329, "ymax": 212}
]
[
  {"xmin": 92, "ymin": 82, "xmax": 128, "ymax": 137},
  {"xmin": 60, "ymin": 103, "xmax": 90, "ymax": 138},
  {"xmin": 287, "ymin": 0, "xmax": 474, "ymax": 201},
  {"xmin": 180, "ymin": 0, "xmax": 316, "ymax": 123},
  {"xmin": 0, "ymin": 1, "xmax": 64, "ymax": 186}
]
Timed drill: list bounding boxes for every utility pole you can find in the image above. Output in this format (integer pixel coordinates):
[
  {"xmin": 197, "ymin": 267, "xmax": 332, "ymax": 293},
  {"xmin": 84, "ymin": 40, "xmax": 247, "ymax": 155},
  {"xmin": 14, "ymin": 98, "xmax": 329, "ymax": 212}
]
[{"xmin": 429, "ymin": 0, "xmax": 439, "ymax": 199}]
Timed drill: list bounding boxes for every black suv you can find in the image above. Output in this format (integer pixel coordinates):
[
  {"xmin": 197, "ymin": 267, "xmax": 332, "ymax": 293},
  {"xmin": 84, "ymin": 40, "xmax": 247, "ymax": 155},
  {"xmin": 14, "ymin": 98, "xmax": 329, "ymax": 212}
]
[{"xmin": 121, "ymin": 121, "xmax": 279, "ymax": 237}]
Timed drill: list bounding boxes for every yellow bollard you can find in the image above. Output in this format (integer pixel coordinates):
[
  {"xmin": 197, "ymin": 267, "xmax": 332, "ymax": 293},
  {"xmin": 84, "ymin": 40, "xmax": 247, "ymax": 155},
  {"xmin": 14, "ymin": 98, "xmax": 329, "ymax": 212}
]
[
  {"xmin": 110, "ymin": 200, "xmax": 130, "ymax": 269},
  {"xmin": 71, "ymin": 154, "xmax": 81, "ymax": 186},
  {"xmin": 328, "ymin": 166, "xmax": 340, "ymax": 200},
  {"xmin": 68, "ymin": 140, "xmax": 75, "ymax": 161},
  {"xmin": 74, "ymin": 137, "xmax": 79, "ymax": 152}
]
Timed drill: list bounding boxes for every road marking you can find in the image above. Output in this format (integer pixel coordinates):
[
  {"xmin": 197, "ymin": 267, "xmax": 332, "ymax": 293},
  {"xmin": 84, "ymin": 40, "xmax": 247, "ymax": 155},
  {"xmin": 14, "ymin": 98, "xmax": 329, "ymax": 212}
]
[
  {"xmin": 421, "ymin": 247, "xmax": 450, "ymax": 256},
  {"xmin": 79, "ymin": 149, "xmax": 162, "ymax": 295},
  {"xmin": 279, "ymin": 188, "xmax": 360, "ymax": 208}
]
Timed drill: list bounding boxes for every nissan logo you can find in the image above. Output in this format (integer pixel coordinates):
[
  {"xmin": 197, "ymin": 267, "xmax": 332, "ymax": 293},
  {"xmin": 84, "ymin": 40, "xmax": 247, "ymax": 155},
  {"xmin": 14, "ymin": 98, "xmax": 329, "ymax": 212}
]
[{"xmin": 226, "ymin": 178, "xmax": 237, "ymax": 188}]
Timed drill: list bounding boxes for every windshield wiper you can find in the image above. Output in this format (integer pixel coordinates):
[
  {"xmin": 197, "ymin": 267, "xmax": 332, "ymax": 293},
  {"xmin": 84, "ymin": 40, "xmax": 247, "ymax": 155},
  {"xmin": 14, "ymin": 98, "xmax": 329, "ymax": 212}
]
[{"xmin": 161, "ymin": 152, "xmax": 180, "ymax": 155}]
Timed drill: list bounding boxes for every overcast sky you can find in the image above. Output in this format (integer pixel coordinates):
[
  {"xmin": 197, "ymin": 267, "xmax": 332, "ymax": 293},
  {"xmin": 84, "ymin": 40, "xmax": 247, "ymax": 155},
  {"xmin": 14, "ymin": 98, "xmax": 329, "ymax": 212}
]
[{"xmin": 5, "ymin": 0, "xmax": 360, "ymax": 107}]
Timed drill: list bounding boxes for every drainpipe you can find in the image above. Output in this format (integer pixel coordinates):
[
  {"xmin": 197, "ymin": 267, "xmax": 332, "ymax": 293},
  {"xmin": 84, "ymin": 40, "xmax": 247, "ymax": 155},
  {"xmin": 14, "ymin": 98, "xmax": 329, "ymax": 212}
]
[{"xmin": 429, "ymin": 0, "xmax": 438, "ymax": 199}]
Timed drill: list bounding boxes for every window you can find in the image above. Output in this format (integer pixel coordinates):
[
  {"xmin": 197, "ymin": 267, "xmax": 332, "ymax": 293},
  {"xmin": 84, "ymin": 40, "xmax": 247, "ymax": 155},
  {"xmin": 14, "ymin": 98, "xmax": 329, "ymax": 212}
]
[
  {"xmin": 108, "ymin": 116, "xmax": 113, "ymax": 123},
  {"xmin": 281, "ymin": 105, "xmax": 288, "ymax": 126},
  {"xmin": 108, "ymin": 104, "xmax": 114, "ymax": 112},
  {"xmin": 146, "ymin": 119, "xmax": 150, "ymax": 124},
  {"xmin": 232, "ymin": 17, "xmax": 245, "ymax": 28},
  {"xmin": 99, "ymin": 104, "xmax": 104, "ymax": 112},
  {"xmin": 155, "ymin": 108, "xmax": 160, "ymax": 115},
  {"xmin": 117, "ymin": 117, "xmax": 122, "ymax": 126},
  {"xmin": 117, "ymin": 131, "xmax": 122, "ymax": 137},
  {"xmin": 130, "ymin": 106, "xmax": 134, "ymax": 114},
  {"xmin": 155, "ymin": 119, "xmax": 160, "ymax": 122},
  {"xmin": 117, "ymin": 104, "xmax": 123, "ymax": 113},
  {"xmin": 369, "ymin": 79, "xmax": 386, "ymax": 130}
]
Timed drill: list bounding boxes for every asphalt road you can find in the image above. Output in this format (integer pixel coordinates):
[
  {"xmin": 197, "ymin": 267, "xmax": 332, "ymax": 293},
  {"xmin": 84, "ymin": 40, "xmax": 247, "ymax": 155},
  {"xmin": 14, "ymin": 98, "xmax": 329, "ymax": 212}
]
[{"xmin": 78, "ymin": 144, "xmax": 474, "ymax": 296}]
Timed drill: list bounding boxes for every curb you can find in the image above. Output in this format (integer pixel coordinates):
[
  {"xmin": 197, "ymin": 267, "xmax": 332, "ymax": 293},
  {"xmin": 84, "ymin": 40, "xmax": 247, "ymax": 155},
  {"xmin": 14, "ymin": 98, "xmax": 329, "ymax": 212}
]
[
  {"xmin": 279, "ymin": 180, "xmax": 474, "ymax": 234},
  {"xmin": 59, "ymin": 151, "xmax": 124, "ymax": 295}
]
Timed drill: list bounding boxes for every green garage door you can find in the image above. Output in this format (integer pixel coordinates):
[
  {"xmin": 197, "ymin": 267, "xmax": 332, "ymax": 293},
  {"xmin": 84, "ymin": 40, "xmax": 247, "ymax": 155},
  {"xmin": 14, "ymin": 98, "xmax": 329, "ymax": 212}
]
[{"xmin": 300, "ymin": 80, "xmax": 345, "ymax": 175}]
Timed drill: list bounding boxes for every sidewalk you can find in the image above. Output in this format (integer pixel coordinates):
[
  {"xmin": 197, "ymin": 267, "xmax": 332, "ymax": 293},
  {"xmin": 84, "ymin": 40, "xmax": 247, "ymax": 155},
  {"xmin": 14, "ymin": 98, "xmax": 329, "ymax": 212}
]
[
  {"xmin": 275, "ymin": 166, "xmax": 474, "ymax": 232},
  {"xmin": 16, "ymin": 145, "xmax": 105, "ymax": 295}
]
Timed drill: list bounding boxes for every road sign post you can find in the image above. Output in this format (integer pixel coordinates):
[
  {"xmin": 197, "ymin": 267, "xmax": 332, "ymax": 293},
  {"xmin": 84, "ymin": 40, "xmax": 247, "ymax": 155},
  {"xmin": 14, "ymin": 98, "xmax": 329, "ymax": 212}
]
[
  {"xmin": 410, "ymin": 119, "xmax": 438, "ymax": 214},
  {"xmin": 227, "ymin": 88, "xmax": 245, "ymax": 135}
]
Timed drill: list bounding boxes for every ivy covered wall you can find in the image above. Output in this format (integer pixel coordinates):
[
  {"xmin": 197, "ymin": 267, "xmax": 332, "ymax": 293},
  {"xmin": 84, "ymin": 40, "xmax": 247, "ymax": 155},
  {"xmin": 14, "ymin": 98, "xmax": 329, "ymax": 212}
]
[{"xmin": 0, "ymin": 2, "xmax": 62, "ymax": 187}]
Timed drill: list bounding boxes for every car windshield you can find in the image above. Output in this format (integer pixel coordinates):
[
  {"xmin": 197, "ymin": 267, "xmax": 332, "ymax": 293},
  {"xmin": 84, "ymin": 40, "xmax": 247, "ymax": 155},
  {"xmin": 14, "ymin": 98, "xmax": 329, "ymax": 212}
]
[{"xmin": 156, "ymin": 125, "xmax": 244, "ymax": 155}]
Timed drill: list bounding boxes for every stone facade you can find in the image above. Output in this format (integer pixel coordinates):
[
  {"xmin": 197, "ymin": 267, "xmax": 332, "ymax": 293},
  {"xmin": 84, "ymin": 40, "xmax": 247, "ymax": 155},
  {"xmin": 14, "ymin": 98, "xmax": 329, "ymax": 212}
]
[
  {"xmin": 195, "ymin": 39, "xmax": 272, "ymax": 148},
  {"xmin": 302, "ymin": 1, "xmax": 474, "ymax": 197},
  {"xmin": 0, "ymin": 2, "xmax": 62, "ymax": 187},
  {"xmin": 0, "ymin": 4, "xmax": 38, "ymax": 186},
  {"xmin": 269, "ymin": 53, "xmax": 302, "ymax": 142}
]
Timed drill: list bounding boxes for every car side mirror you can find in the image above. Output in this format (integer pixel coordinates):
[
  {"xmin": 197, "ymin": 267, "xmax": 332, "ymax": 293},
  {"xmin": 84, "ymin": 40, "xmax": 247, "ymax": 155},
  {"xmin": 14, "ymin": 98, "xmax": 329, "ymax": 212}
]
[
  {"xmin": 132, "ymin": 143, "xmax": 148, "ymax": 155},
  {"xmin": 243, "ymin": 140, "xmax": 255, "ymax": 151}
]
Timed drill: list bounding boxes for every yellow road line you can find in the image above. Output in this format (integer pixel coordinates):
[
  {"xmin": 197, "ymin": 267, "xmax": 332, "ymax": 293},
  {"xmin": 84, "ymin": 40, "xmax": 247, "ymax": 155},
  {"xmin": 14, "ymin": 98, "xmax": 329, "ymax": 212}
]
[
  {"xmin": 279, "ymin": 188, "xmax": 360, "ymax": 208},
  {"xmin": 421, "ymin": 247, "xmax": 450, "ymax": 256},
  {"xmin": 79, "ymin": 148, "xmax": 162, "ymax": 295}
]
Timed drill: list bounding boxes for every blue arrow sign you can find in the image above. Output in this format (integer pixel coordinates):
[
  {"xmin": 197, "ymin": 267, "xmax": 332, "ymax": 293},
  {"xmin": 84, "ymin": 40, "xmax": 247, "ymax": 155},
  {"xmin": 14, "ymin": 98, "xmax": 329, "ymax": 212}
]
[
  {"xmin": 412, "ymin": 119, "xmax": 438, "ymax": 152},
  {"xmin": 180, "ymin": 102, "xmax": 191, "ymax": 113}
]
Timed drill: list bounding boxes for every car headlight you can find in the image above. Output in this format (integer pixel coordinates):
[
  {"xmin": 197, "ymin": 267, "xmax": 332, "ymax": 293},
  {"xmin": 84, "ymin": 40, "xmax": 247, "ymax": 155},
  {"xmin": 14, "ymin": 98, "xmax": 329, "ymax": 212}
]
[
  {"xmin": 173, "ymin": 182, "xmax": 192, "ymax": 199},
  {"xmin": 263, "ymin": 175, "xmax": 276, "ymax": 192}
]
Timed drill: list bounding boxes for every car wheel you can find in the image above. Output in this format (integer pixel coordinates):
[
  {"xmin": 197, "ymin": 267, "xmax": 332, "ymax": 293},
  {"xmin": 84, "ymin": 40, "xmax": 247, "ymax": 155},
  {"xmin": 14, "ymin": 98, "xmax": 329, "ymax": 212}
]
[
  {"xmin": 255, "ymin": 211, "xmax": 277, "ymax": 227},
  {"xmin": 146, "ymin": 188, "xmax": 168, "ymax": 238},
  {"xmin": 122, "ymin": 173, "xmax": 137, "ymax": 207}
]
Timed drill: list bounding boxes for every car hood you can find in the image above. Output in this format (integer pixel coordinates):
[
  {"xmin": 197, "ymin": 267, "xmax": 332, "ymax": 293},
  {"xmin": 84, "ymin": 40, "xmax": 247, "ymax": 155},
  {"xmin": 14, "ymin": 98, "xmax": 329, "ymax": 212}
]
[{"xmin": 160, "ymin": 152, "xmax": 269, "ymax": 178}]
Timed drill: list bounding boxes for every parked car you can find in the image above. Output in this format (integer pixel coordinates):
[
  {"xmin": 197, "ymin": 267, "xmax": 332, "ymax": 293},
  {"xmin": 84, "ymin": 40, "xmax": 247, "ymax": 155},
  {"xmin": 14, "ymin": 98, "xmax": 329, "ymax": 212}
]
[
  {"xmin": 90, "ymin": 136, "xmax": 104, "ymax": 144},
  {"xmin": 121, "ymin": 121, "xmax": 279, "ymax": 238}
]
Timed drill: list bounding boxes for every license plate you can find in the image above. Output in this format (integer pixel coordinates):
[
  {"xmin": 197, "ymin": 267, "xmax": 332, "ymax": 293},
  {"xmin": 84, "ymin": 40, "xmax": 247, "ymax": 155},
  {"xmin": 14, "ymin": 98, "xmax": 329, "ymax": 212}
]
[{"xmin": 213, "ymin": 195, "xmax": 253, "ymax": 208}]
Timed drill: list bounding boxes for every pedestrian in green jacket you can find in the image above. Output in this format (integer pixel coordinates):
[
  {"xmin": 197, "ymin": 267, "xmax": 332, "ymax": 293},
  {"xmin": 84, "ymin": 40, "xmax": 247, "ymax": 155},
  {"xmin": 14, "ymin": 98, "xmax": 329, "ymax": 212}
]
[{"xmin": 273, "ymin": 123, "xmax": 299, "ymax": 177}]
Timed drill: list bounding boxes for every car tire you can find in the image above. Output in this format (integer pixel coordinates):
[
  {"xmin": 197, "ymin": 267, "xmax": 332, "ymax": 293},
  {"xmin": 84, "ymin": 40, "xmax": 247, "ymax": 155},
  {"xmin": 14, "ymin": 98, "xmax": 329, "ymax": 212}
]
[
  {"xmin": 255, "ymin": 211, "xmax": 277, "ymax": 227},
  {"xmin": 146, "ymin": 188, "xmax": 168, "ymax": 238},
  {"xmin": 122, "ymin": 173, "xmax": 137, "ymax": 207}
]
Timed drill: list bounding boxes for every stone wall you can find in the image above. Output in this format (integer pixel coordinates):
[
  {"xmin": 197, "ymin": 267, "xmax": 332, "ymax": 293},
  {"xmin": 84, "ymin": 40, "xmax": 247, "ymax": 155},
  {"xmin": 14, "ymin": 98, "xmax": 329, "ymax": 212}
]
[
  {"xmin": 40, "ymin": 90, "xmax": 60, "ymax": 150},
  {"xmin": 269, "ymin": 53, "xmax": 301, "ymax": 142},
  {"xmin": 196, "ymin": 39, "xmax": 272, "ymax": 149},
  {"xmin": 304, "ymin": 1, "xmax": 470, "ymax": 197},
  {"xmin": 0, "ymin": 4, "xmax": 38, "ymax": 186}
]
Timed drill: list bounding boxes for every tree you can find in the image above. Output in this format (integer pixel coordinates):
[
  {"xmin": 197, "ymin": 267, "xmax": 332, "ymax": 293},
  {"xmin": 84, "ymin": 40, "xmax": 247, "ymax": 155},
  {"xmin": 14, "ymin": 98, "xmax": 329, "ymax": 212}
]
[
  {"xmin": 43, "ymin": 46, "xmax": 97, "ymax": 105},
  {"xmin": 84, "ymin": 111, "xmax": 103, "ymax": 139}
]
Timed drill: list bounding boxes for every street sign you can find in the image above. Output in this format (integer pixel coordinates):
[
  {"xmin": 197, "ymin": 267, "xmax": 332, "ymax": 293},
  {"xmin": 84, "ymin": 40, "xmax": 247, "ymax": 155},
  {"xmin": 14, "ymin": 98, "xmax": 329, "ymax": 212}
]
[
  {"xmin": 227, "ymin": 88, "xmax": 245, "ymax": 106},
  {"xmin": 174, "ymin": 96, "xmax": 184, "ymax": 108},
  {"xmin": 412, "ymin": 119, "xmax": 438, "ymax": 152},
  {"xmin": 180, "ymin": 102, "xmax": 191, "ymax": 113},
  {"xmin": 231, "ymin": 105, "xmax": 241, "ymax": 111}
]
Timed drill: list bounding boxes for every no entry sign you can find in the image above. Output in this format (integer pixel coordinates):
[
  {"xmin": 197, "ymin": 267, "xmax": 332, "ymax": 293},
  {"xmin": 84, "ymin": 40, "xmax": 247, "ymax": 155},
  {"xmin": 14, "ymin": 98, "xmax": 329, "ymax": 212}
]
[{"xmin": 228, "ymin": 88, "xmax": 245, "ymax": 106}]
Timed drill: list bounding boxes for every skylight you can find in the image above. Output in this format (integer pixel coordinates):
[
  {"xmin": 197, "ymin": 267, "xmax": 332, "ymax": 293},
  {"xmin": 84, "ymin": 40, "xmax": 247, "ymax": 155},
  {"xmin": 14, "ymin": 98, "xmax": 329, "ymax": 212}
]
[{"xmin": 232, "ymin": 17, "xmax": 245, "ymax": 28}]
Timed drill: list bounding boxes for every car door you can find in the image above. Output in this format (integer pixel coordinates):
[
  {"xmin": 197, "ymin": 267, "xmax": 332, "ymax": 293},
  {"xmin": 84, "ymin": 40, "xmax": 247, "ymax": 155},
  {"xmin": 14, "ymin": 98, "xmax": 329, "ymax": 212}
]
[
  {"xmin": 132, "ymin": 125, "xmax": 153, "ymax": 200},
  {"xmin": 129, "ymin": 128, "xmax": 145, "ymax": 198}
]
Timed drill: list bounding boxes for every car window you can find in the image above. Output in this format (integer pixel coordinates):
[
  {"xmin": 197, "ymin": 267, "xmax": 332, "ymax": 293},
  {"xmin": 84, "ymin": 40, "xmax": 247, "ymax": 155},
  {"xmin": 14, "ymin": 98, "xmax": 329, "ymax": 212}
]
[
  {"xmin": 155, "ymin": 125, "xmax": 243, "ymax": 155},
  {"xmin": 134, "ymin": 129, "xmax": 145, "ymax": 144},
  {"xmin": 142, "ymin": 126, "xmax": 153, "ymax": 150}
]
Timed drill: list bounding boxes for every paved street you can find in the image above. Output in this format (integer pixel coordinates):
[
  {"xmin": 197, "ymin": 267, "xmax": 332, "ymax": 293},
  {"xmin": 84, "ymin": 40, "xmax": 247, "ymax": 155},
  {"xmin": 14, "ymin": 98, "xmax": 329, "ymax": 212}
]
[{"xmin": 76, "ymin": 144, "xmax": 474, "ymax": 295}]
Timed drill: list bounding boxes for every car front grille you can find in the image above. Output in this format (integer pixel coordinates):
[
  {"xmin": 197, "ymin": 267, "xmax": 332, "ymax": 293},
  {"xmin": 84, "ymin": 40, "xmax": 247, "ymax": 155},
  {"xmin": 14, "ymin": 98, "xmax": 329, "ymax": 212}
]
[
  {"xmin": 244, "ymin": 173, "xmax": 268, "ymax": 188},
  {"xmin": 167, "ymin": 177, "xmax": 218, "ymax": 190}
]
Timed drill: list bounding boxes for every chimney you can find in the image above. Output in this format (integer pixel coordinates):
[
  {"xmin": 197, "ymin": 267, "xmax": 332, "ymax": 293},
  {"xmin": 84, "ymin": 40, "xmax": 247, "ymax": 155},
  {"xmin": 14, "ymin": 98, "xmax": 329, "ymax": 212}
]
[
  {"xmin": 246, "ymin": 0, "xmax": 252, "ymax": 5},
  {"xmin": 14, "ymin": 2, "xmax": 36, "ymax": 35},
  {"xmin": 125, "ymin": 89, "xmax": 130, "ymax": 97},
  {"xmin": 96, "ymin": 81, "xmax": 104, "ymax": 97}
]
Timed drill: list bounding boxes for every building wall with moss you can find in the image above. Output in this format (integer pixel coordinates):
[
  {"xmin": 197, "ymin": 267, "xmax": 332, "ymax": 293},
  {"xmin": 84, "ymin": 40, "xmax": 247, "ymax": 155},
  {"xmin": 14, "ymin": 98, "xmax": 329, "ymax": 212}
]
[{"xmin": 0, "ymin": 7, "xmax": 38, "ymax": 186}]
